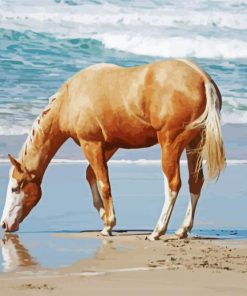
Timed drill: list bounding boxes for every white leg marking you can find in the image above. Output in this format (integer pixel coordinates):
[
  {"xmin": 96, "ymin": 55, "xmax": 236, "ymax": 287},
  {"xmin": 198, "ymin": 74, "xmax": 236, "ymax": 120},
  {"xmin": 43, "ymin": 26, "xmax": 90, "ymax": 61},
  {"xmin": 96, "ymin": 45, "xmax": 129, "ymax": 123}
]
[
  {"xmin": 97, "ymin": 180, "xmax": 116, "ymax": 235},
  {"xmin": 92, "ymin": 182, "xmax": 112, "ymax": 236},
  {"xmin": 148, "ymin": 174, "xmax": 178, "ymax": 240},
  {"xmin": 101, "ymin": 226, "xmax": 112, "ymax": 236},
  {"xmin": 176, "ymin": 193, "xmax": 200, "ymax": 238},
  {"xmin": 99, "ymin": 207, "xmax": 106, "ymax": 219},
  {"xmin": 97, "ymin": 180, "xmax": 105, "ymax": 191}
]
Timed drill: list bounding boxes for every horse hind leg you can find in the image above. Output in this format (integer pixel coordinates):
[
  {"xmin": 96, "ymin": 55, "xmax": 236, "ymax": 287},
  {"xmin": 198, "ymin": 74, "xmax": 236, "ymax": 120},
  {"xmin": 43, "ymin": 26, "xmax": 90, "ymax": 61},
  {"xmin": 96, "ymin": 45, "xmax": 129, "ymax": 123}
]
[
  {"xmin": 148, "ymin": 133, "xmax": 184, "ymax": 241},
  {"xmin": 175, "ymin": 134, "xmax": 204, "ymax": 238}
]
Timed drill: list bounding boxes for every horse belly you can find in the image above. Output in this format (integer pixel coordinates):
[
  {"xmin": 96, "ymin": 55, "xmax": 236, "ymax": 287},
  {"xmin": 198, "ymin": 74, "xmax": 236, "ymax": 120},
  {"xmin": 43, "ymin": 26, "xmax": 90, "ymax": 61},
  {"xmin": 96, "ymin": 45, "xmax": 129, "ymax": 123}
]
[{"xmin": 106, "ymin": 123, "xmax": 158, "ymax": 149}]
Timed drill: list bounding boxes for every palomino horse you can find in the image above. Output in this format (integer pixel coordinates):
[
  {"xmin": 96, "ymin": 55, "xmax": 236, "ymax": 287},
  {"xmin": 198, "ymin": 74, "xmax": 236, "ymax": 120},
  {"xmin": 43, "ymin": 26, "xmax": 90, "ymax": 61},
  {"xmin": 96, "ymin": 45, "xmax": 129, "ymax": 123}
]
[{"xmin": 1, "ymin": 60, "xmax": 225, "ymax": 240}]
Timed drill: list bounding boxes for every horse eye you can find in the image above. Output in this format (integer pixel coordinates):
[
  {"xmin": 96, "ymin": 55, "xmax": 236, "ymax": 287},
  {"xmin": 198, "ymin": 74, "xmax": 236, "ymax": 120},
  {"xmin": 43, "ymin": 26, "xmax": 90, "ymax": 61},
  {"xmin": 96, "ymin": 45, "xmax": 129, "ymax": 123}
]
[{"xmin": 11, "ymin": 186, "xmax": 20, "ymax": 193}]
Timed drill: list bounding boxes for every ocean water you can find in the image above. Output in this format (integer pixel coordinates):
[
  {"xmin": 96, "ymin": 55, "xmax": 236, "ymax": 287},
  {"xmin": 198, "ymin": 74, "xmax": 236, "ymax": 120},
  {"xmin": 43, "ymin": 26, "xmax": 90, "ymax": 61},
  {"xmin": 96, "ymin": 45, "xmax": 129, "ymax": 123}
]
[{"xmin": 0, "ymin": 0, "xmax": 247, "ymax": 135}]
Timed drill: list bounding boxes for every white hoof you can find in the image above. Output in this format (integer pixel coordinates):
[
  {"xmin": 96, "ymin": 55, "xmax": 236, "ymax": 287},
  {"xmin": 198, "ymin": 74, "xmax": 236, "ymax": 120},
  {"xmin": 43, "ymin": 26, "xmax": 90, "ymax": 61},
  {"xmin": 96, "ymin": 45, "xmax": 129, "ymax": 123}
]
[
  {"xmin": 175, "ymin": 229, "xmax": 188, "ymax": 239},
  {"xmin": 100, "ymin": 227, "xmax": 112, "ymax": 237},
  {"xmin": 147, "ymin": 232, "xmax": 160, "ymax": 241}
]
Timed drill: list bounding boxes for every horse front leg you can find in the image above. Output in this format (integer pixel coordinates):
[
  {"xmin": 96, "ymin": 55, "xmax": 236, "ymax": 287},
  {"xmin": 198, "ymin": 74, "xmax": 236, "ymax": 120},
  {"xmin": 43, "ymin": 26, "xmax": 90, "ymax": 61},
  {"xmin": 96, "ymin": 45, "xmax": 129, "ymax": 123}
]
[
  {"xmin": 175, "ymin": 135, "xmax": 204, "ymax": 238},
  {"xmin": 86, "ymin": 165, "xmax": 104, "ymax": 217},
  {"xmin": 81, "ymin": 141, "xmax": 116, "ymax": 236},
  {"xmin": 85, "ymin": 148, "xmax": 117, "ymax": 233}
]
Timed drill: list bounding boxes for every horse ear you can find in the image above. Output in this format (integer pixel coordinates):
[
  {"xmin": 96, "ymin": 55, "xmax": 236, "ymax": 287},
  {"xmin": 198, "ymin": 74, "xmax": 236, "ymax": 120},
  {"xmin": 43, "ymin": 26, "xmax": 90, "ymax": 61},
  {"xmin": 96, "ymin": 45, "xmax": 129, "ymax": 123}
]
[
  {"xmin": 8, "ymin": 154, "xmax": 24, "ymax": 173},
  {"xmin": 8, "ymin": 154, "xmax": 36, "ymax": 181}
]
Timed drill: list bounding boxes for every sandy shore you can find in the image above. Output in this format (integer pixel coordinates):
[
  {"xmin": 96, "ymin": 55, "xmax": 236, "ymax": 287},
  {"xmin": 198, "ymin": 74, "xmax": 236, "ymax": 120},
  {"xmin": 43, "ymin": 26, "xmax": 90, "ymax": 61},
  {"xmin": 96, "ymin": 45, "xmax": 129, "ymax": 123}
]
[{"xmin": 0, "ymin": 232, "xmax": 247, "ymax": 295}]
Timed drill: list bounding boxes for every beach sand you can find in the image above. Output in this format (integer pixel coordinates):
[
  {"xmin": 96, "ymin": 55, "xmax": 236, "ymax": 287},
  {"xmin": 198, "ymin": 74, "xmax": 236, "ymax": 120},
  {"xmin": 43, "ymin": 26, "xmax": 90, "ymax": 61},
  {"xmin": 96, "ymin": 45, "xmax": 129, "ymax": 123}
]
[{"xmin": 0, "ymin": 232, "xmax": 247, "ymax": 295}]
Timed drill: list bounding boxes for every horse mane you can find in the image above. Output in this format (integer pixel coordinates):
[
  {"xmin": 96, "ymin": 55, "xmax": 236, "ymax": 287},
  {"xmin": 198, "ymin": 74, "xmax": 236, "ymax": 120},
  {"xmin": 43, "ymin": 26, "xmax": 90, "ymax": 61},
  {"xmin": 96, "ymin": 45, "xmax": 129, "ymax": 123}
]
[{"xmin": 19, "ymin": 91, "xmax": 61, "ymax": 162}]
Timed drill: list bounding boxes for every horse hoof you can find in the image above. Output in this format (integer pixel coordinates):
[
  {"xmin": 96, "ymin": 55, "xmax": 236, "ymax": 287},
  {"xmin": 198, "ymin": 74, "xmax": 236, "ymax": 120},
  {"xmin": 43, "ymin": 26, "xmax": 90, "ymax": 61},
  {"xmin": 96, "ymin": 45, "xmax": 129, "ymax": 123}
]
[
  {"xmin": 146, "ymin": 233, "xmax": 160, "ymax": 241},
  {"xmin": 100, "ymin": 228, "xmax": 112, "ymax": 237},
  {"xmin": 175, "ymin": 230, "xmax": 188, "ymax": 239}
]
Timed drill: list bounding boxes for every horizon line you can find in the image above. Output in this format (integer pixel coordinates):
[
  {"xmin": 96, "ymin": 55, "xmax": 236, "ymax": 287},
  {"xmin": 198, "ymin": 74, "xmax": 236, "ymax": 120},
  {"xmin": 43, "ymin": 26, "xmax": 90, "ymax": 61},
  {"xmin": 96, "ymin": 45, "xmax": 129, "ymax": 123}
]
[{"xmin": 0, "ymin": 158, "xmax": 246, "ymax": 165}]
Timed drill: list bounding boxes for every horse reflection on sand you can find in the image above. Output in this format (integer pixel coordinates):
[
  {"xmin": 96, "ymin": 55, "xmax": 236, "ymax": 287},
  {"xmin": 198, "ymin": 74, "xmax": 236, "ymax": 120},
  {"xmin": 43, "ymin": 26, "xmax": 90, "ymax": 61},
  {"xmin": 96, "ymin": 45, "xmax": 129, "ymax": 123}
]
[
  {"xmin": 1, "ymin": 234, "xmax": 38, "ymax": 272},
  {"xmin": 1, "ymin": 60, "xmax": 225, "ymax": 240},
  {"xmin": 0, "ymin": 233, "xmax": 117, "ymax": 272}
]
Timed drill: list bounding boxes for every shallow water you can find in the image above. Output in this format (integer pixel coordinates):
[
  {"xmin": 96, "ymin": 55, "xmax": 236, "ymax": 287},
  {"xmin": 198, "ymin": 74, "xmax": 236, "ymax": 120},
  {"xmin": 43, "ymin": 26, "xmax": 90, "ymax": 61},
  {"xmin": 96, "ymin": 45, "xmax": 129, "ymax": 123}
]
[
  {"xmin": 0, "ymin": 229, "xmax": 247, "ymax": 273},
  {"xmin": 0, "ymin": 162, "xmax": 247, "ymax": 272},
  {"xmin": 0, "ymin": 233, "xmax": 101, "ymax": 272},
  {"xmin": 1, "ymin": 162, "xmax": 247, "ymax": 232}
]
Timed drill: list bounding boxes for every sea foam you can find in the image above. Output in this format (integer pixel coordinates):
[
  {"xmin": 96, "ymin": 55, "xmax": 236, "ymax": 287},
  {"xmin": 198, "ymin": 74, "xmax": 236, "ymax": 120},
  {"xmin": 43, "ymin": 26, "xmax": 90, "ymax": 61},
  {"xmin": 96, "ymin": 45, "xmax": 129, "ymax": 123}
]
[{"xmin": 0, "ymin": 0, "xmax": 247, "ymax": 59}]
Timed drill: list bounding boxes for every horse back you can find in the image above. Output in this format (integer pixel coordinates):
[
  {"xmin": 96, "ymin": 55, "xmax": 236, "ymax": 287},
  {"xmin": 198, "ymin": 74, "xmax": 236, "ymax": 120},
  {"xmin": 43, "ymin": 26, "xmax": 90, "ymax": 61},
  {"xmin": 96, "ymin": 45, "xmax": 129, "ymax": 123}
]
[{"xmin": 64, "ymin": 60, "xmax": 208, "ymax": 148}]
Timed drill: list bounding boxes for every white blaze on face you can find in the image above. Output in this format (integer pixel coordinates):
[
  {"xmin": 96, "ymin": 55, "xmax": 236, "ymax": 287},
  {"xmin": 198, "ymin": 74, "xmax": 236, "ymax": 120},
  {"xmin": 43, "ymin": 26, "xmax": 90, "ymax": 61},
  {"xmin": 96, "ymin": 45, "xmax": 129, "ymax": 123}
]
[{"xmin": 0, "ymin": 173, "xmax": 25, "ymax": 231}]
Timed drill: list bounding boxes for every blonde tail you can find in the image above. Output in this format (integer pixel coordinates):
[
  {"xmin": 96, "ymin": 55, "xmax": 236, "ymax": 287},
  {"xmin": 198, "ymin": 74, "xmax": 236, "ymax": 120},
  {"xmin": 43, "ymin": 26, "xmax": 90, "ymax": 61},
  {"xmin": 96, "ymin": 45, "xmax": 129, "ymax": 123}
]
[{"xmin": 188, "ymin": 81, "xmax": 226, "ymax": 180}]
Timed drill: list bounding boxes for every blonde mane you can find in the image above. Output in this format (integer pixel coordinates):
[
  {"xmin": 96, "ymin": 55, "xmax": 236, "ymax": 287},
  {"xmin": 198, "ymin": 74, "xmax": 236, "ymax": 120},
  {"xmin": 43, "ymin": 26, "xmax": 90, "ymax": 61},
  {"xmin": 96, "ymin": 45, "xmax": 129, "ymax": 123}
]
[{"xmin": 19, "ymin": 91, "xmax": 60, "ymax": 162}]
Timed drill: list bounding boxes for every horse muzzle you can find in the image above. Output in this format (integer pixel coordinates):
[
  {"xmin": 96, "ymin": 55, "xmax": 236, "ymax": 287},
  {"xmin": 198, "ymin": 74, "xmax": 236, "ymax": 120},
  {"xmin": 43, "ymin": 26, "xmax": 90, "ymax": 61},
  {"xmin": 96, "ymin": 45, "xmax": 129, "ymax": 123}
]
[{"xmin": 1, "ymin": 220, "xmax": 19, "ymax": 232}]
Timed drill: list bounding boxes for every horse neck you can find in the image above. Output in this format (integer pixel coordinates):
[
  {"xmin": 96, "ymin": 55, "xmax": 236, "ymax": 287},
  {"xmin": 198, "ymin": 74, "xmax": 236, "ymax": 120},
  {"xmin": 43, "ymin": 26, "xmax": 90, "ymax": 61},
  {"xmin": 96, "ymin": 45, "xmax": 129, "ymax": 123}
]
[{"xmin": 19, "ymin": 96, "xmax": 68, "ymax": 183}]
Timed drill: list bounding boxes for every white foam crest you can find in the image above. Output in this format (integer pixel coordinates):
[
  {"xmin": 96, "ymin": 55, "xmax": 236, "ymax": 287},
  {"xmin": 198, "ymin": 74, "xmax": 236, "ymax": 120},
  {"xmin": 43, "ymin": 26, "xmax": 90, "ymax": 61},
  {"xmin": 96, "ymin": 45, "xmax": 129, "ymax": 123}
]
[
  {"xmin": 0, "ymin": 1, "xmax": 247, "ymax": 60},
  {"xmin": 221, "ymin": 96, "xmax": 247, "ymax": 124},
  {"xmin": 0, "ymin": 0, "xmax": 247, "ymax": 30},
  {"xmin": 0, "ymin": 0, "xmax": 247, "ymax": 41},
  {"xmin": 97, "ymin": 33, "xmax": 247, "ymax": 59},
  {"xmin": 0, "ymin": 125, "xmax": 29, "ymax": 135},
  {"xmin": 1, "ymin": 7, "xmax": 247, "ymax": 31},
  {"xmin": 222, "ymin": 111, "xmax": 247, "ymax": 125}
]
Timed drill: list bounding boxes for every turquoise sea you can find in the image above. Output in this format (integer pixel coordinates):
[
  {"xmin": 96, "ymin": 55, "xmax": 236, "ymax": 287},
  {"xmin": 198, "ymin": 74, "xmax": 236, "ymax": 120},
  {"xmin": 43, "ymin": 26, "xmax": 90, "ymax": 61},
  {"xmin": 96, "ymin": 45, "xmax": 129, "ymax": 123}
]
[{"xmin": 0, "ymin": 0, "xmax": 247, "ymax": 134}]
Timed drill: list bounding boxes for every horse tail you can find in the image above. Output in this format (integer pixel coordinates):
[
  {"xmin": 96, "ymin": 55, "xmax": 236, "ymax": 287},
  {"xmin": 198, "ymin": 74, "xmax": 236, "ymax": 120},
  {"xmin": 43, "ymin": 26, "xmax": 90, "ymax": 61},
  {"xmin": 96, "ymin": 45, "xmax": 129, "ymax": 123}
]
[{"xmin": 187, "ymin": 80, "xmax": 226, "ymax": 180}]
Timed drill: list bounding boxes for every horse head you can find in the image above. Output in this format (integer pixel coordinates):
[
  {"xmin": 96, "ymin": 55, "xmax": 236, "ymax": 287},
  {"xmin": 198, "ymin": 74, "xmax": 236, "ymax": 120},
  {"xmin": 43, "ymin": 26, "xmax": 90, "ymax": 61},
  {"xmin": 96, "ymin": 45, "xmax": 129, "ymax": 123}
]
[{"xmin": 1, "ymin": 154, "xmax": 41, "ymax": 232}]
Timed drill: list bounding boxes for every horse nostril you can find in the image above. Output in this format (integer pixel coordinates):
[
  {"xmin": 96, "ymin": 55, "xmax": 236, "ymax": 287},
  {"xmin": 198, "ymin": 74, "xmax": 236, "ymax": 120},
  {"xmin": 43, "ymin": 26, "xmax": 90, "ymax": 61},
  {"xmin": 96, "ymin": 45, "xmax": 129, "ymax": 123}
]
[{"xmin": 2, "ymin": 222, "xmax": 6, "ymax": 230}]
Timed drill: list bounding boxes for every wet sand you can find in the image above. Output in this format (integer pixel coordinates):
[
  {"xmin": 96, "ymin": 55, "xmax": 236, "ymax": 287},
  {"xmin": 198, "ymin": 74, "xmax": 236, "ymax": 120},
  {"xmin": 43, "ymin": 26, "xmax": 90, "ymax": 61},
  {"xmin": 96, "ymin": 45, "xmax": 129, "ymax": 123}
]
[{"xmin": 0, "ymin": 232, "xmax": 247, "ymax": 295}]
